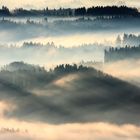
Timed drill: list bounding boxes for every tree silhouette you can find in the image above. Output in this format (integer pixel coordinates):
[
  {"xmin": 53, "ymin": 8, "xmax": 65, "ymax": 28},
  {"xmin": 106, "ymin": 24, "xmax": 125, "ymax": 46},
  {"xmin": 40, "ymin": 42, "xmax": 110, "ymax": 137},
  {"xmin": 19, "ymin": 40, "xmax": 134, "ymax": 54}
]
[
  {"xmin": 0, "ymin": 5, "xmax": 139, "ymax": 17},
  {"xmin": 0, "ymin": 6, "xmax": 10, "ymax": 16}
]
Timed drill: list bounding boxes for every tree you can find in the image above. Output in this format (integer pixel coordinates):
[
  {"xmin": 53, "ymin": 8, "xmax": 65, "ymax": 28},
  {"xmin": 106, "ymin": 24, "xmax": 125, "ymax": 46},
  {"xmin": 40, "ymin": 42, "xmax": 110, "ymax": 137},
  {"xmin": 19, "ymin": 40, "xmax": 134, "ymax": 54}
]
[
  {"xmin": 0, "ymin": 6, "xmax": 10, "ymax": 16},
  {"xmin": 75, "ymin": 7, "xmax": 86, "ymax": 16}
]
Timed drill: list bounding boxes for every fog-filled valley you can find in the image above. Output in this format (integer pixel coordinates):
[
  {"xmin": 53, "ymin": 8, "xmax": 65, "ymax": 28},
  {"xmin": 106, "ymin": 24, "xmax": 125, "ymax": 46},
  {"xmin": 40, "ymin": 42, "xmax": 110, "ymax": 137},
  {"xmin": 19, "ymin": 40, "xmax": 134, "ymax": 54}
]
[
  {"xmin": 1, "ymin": 16, "xmax": 140, "ymax": 45},
  {"xmin": 0, "ymin": 5, "xmax": 140, "ymax": 140}
]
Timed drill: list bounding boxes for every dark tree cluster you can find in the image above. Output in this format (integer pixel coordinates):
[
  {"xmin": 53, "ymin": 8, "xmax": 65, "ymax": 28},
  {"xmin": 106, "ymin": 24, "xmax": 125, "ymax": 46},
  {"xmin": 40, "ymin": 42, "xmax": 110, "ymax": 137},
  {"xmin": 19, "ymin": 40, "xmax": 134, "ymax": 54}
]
[
  {"xmin": 53, "ymin": 64, "xmax": 105, "ymax": 79},
  {"xmin": 104, "ymin": 46, "xmax": 140, "ymax": 62},
  {"xmin": 0, "ymin": 6, "xmax": 11, "ymax": 16},
  {"xmin": 87, "ymin": 6, "xmax": 139, "ymax": 16},
  {"xmin": 75, "ymin": 7, "xmax": 86, "ymax": 16},
  {"xmin": 54, "ymin": 64, "xmax": 93, "ymax": 75},
  {"xmin": 0, "ymin": 6, "xmax": 139, "ymax": 17}
]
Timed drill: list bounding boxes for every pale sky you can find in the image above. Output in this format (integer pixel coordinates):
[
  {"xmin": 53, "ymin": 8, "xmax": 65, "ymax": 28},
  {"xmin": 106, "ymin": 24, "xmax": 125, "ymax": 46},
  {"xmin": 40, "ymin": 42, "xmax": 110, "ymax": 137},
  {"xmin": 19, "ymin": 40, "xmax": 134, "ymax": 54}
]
[{"xmin": 0, "ymin": 0, "xmax": 140, "ymax": 9}]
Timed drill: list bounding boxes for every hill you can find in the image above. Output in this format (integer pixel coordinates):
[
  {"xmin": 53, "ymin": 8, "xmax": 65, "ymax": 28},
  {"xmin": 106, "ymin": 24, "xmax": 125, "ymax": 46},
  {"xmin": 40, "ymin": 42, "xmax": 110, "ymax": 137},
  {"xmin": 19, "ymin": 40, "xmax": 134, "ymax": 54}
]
[{"xmin": 0, "ymin": 62, "xmax": 140, "ymax": 124}]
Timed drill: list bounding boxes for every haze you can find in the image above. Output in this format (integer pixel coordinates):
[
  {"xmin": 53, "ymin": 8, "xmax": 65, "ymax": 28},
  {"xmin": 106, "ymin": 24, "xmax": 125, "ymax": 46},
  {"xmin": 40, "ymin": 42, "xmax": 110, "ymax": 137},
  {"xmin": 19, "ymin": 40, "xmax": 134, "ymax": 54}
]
[{"xmin": 0, "ymin": 0, "xmax": 140, "ymax": 9}]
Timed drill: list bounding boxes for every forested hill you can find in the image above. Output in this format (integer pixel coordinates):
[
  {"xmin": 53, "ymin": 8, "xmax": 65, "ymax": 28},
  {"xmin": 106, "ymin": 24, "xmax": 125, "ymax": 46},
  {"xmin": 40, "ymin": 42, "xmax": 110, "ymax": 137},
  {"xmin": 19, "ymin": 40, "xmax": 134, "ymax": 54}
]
[
  {"xmin": 0, "ymin": 62, "xmax": 140, "ymax": 124},
  {"xmin": 0, "ymin": 6, "xmax": 139, "ymax": 17}
]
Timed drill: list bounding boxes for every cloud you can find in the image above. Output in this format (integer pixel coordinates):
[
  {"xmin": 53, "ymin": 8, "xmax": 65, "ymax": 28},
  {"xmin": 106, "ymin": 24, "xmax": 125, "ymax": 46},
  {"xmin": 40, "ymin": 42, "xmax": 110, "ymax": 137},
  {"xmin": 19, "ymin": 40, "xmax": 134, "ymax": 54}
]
[
  {"xmin": 0, "ymin": 0, "xmax": 140, "ymax": 9},
  {"xmin": 54, "ymin": 73, "xmax": 79, "ymax": 88},
  {"xmin": 0, "ymin": 103, "xmax": 140, "ymax": 140},
  {"xmin": 103, "ymin": 59, "xmax": 140, "ymax": 87},
  {"xmin": 0, "ymin": 114, "xmax": 140, "ymax": 140}
]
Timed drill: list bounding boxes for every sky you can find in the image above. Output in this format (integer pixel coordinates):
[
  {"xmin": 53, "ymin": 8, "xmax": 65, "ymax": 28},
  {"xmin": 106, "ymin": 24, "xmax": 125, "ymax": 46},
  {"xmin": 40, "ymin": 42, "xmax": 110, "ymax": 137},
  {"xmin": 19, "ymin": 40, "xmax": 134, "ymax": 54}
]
[{"xmin": 0, "ymin": 0, "xmax": 140, "ymax": 9}]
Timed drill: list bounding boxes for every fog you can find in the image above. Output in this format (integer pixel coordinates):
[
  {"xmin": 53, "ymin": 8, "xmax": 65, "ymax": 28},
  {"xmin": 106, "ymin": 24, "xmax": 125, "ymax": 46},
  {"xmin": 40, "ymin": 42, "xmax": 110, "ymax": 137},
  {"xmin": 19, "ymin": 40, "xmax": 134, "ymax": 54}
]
[
  {"xmin": 0, "ymin": 17, "xmax": 140, "ymax": 66},
  {"xmin": 103, "ymin": 59, "xmax": 140, "ymax": 87},
  {"xmin": 0, "ymin": 42, "xmax": 105, "ymax": 67},
  {"xmin": 0, "ymin": 115, "xmax": 140, "ymax": 140},
  {"xmin": 0, "ymin": 13, "xmax": 140, "ymax": 140},
  {"xmin": 0, "ymin": 17, "xmax": 140, "ymax": 46}
]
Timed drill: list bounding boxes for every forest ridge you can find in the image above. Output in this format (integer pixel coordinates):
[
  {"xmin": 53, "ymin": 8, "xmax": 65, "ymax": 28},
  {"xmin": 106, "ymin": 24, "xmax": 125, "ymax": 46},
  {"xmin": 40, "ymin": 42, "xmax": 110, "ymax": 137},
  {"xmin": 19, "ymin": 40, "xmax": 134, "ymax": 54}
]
[{"xmin": 0, "ymin": 6, "xmax": 139, "ymax": 17}]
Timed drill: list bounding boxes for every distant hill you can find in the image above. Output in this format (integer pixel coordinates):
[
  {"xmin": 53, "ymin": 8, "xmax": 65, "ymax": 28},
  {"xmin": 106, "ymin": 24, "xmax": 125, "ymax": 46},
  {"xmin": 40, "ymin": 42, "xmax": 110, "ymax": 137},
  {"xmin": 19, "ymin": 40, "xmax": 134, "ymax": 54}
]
[
  {"xmin": 1, "ymin": 61, "xmax": 45, "ymax": 72},
  {"xmin": 0, "ymin": 6, "xmax": 139, "ymax": 17}
]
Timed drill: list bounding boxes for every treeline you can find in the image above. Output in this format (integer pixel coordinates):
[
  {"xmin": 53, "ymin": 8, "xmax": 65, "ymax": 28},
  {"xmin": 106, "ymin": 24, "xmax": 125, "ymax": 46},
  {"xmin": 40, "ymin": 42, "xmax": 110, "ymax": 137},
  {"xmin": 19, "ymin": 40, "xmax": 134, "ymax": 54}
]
[
  {"xmin": 86, "ymin": 6, "xmax": 138, "ymax": 16},
  {"xmin": 0, "ymin": 5, "xmax": 139, "ymax": 17},
  {"xmin": 0, "ymin": 42, "xmax": 104, "ymax": 67},
  {"xmin": 0, "ymin": 62, "xmax": 103, "ymax": 89},
  {"xmin": 0, "ymin": 6, "xmax": 11, "ymax": 16},
  {"xmin": 1, "ymin": 62, "xmax": 96, "ymax": 74},
  {"xmin": 116, "ymin": 34, "xmax": 140, "ymax": 47},
  {"xmin": 104, "ymin": 46, "xmax": 140, "ymax": 62},
  {"xmin": 123, "ymin": 34, "xmax": 140, "ymax": 46}
]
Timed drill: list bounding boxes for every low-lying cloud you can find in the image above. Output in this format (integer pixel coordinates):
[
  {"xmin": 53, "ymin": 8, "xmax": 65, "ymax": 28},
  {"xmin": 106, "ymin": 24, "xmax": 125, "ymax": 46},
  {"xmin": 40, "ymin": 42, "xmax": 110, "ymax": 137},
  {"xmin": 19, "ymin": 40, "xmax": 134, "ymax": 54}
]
[
  {"xmin": 0, "ymin": 112, "xmax": 140, "ymax": 140},
  {"xmin": 103, "ymin": 59, "xmax": 140, "ymax": 87}
]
